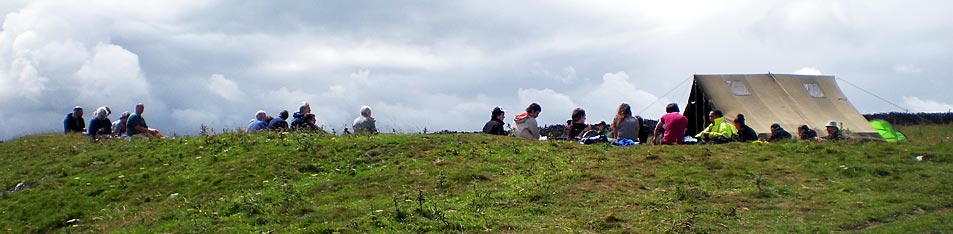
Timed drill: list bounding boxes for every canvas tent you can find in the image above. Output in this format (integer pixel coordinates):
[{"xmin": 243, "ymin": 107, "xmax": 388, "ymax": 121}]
[{"xmin": 683, "ymin": 74, "xmax": 882, "ymax": 140}]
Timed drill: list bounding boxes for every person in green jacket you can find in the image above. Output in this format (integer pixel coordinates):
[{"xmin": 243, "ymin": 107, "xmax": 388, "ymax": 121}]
[{"xmin": 695, "ymin": 110, "xmax": 735, "ymax": 143}]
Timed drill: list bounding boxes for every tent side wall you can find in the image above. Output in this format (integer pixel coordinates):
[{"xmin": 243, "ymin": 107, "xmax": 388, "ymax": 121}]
[
  {"xmin": 772, "ymin": 75, "xmax": 880, "ymax": 140},
  {"xmin": 688, "ymin": 74, "xmax": 882, "ymax": 141}
]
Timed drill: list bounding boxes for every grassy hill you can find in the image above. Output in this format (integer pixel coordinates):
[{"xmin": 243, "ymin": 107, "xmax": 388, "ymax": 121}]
[{"xmin": 1, "ymin": 125, "xmax": 951, "ymax": 233}]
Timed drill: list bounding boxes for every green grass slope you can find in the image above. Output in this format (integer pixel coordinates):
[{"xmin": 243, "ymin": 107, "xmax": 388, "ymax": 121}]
[{"xmin": 1, "ymin": 125, "xmax": 951, "ymax": 233}]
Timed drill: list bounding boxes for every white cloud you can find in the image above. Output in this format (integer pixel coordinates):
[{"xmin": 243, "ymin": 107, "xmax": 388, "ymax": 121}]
[
  {"xmin": 2, "ymin": 1, "xmax": 953, "ymax": 139},
  {"xmin": 892, "ymin": 64, "xmax": 922, "ymax": 74},
  {"xmin": 793, "ymin": 67, "xmax": 823, "ymax": 75},
  {"xmin": 581, "ymin": 71, "xmax": 667, "ymax": 122},
  {"xmin": 207, "ymin": 74, "xmax": 242, "ymax": 101},
  {"xmin": 902, "ymin": 96, "xmax": 953, "ymax": 113},
  {"xmin": 518, "ymin": 88, "xmax": 577, "ymax": 125},
  {"xmin": 74, "ymin": 43, "xmax": 150, "ymax": 104}
]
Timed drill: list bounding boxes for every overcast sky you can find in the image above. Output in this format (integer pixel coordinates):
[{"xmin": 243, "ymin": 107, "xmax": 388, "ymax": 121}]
[{"xmin": 1, "ymin": 0, "xmax": 951, "ymax": 139}]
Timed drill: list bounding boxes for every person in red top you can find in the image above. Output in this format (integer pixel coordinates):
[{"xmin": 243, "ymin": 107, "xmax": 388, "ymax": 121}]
[{"xmin": 652, "ymin": 103, "xmax": 688, "ymax": 145}]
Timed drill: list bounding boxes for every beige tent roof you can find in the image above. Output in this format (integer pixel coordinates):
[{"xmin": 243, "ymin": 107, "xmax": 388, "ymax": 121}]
[{"xmin": 684, "ymin": 74, "xmax": 880, "ymax": 140}]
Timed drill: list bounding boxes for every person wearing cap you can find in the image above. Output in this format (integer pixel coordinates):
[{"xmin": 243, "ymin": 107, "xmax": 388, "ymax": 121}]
[
  {"xmin": 64, "ymin": 106, "xmax": 86, "ymax": 134},
  {"xmin": 695, "ymin": 110, "xmax": 736, "ymax": 144},
  {"xmin": 611, "ymin": 103, "xmax": 640, "ymax": 141},
  {"xmin": 290, "ymin": 102, "xmax": 311, "ymax": 130},
  {"xmin": 820, "ymin": 120, "xmax": 845, "ymax": 142},
  {"xmin": 267, "ymin": 110, "xmax": 290, "ymax": 131},
  {"xmin": 596, "ymin": 121, "xmax": 611, "ymax": 138},
  {"xmin": 731, "ymin": 114, "xmax": 758, "ymax": 142},
  {"xmin": 87, "ymin": 106, "xmax": 113, "ymax": 140},
  {"xmin": 112, "ymin": 111, "xmax": 131, "ymax": 137},
  {"xmin": 797, "ymin": 125, "xmax": 817, "ymax": 141},
  {"xmin": 566, "ymin": 108, "xmax": 591, "ymax": 140},
  {"xmin": 353, "ymin": 106, "xmax": 378, "ymax": 134},
  {"xmin": 482, "ymin": 107, "xmax": 507, "ymax": 135},
  {"xmin": 126, "ymin": 103, "xmax": 163, "ymax": 138},
  {"xmin": 514, "ymin": 103, "xmax": 542, "ymax": 140},
  {"xmin": 767, "ymin": 123, "xmax": 793, "ymax": 142},
  {"xmin": 653, "ymin": 103, "xmax": 688, "ymax": 145},
  {"xmin": 247, "ymin": 110, "xmax": 269, "ymax": 132}
]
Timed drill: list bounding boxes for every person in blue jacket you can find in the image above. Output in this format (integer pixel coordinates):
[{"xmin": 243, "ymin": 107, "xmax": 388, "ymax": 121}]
[{"xmin": 64, "ymin": 106, "xmax": 85, "ymax": 134}]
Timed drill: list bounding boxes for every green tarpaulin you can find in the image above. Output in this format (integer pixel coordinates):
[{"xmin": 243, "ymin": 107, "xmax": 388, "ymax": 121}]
[{"xmin": 869, "ymin": 120, "xmax": 907, "ymax": 143}]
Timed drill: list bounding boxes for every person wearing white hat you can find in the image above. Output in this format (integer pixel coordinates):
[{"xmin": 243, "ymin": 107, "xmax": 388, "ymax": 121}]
[{"xmin": 820, "ymin": 120, "xmax": 845, "ymax": 141}]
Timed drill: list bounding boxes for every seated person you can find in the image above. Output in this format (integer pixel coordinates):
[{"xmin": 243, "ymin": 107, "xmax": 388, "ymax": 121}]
[
  {"xmin": 797, "ymin": 125, "xmax": 817, "ymax": 141},
  {"xmin": 64, "ymin": 106, "xmax": 86, "ymax": 134},
  {"xmin": 653, "ymin": 103, "xmax": 687, "ymax": 145},
  {"xmin": 482, "ymin": 107, "xmax": 506, "ymax": 135},
  {"xmin": 695, "ymin": 110, "xmax": 735, "ymax": 143},
  {"xmin": 296, "ymin": 113, "xmax": 325, "ymax": 133},
  {"xmin": 87, "ymin": 106, "xmax": 113, "ymax": 141},
  {"xmin": 595, "ymin": 121, "xmax": 610, "ymax": 137},
  {"xmin": 290, "ymin": 102, "xmax": 311, "ymax": 130},
  {"xmin": 126, "ymin": 103, "xmax": 163, "ymax": 138},
  {"xmin": 636, "ymin": 115, "xmax": 650, "ymax": 143},
  {"xmin": 767, "ymin": 123, "xmax": 793, "ymax": 142},
  {"xmin": 566, "ymin": 108, "xmax": 591, "ymax": 140},
  {"xmin": 820, "ymin": 120, "xmax": 845, "ymax": 142},
  {"xmin": 514, "ymin": 103, "xmax": 542, "ymax": 140},
  {"xmin": 268, "ymin": 110, "xmax": 290, "ymax": 131},
  {"xmin": 611, "ymin": 103, "xmax": 639, "ymax": 141},
  {"xmin": 112, "ymin": 112, "xmax": 130, "ymax": 137},
  {"xmin": 353, "ymin": 106, "xmax": 379, "ymax": 134},
  {"xmin": 732, "ymin": 114, "xmax": 758, "ymax": 142},
  {"xmin": 246, "ymin": 110, "xmax": 268, "ymax": 132}
]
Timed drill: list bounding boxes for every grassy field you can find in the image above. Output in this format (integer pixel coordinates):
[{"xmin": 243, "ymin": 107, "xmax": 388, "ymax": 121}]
[{"xmin": 0, "ymin": 125, "xmax": 951, "ymax": 233}]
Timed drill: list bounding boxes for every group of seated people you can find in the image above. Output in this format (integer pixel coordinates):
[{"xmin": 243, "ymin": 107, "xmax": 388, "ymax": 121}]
[
  {"xmin": 66, "ymin": 101, "xmax": 844, "ymax": 144},
  {"xmin": 64, "ymin": 103, "xmax": 164, "ymax": 141},
  {"xmin": 245, "ymin": 102, "xmax": 378, "ymax": 135},
  {"xmin": 65, "ymin": 101, "xmax": 379, "ymax": 141},
  {"xmin": 481, "ymin": 102, "xmax": 847, "ymax": 145}
]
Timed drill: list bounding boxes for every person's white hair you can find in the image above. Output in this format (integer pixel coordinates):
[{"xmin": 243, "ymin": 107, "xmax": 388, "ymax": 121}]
[
  {"xmin": 256, "ymin": 110, "xmax": 266, "ymax": 118},
  {"xmin": 360, "ymin": 106, "xmax": 372, "ymax": 117},
  {"xmin": 95, "ymin": 106, "xmax": 109, "ymax": 118}
]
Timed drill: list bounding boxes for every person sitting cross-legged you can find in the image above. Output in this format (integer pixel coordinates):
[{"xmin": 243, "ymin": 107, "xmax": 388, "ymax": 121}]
[{"xmin": 695, "ymin": 110, "xmax": 735, "ymax": 144}]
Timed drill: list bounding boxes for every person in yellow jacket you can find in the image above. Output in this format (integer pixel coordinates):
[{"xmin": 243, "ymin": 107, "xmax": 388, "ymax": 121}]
[{"xmin": 695, "ymin": 110, "xmax": 736, "ymax": 143}]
